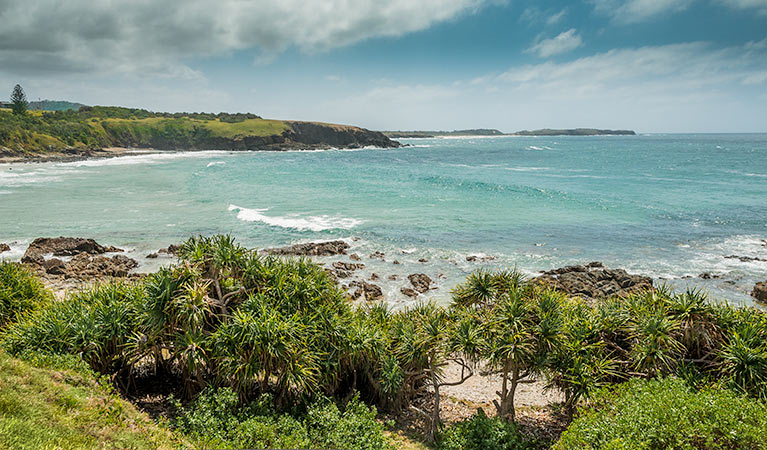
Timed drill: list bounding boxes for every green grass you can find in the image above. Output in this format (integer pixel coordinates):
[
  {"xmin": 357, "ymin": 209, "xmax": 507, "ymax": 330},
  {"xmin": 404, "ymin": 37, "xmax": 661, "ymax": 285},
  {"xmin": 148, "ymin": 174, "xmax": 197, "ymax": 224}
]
[
  {"xmin": 99, "ymin": 116, "xmax": 289, "ymax": 139},
  {"xmin": 0, "ymin": 350, "xmax": 188, "ymax": 450}
]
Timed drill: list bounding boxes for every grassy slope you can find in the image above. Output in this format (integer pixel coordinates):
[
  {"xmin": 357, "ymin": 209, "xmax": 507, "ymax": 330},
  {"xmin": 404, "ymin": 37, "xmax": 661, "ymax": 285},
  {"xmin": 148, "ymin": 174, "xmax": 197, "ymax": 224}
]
[
  {"xmin": 99, "ymin": 117, "xmax": 291, "ymax": 139},
  {"xmin": 0, "ymin": 351, "xmax": 187, "ymax": 450}
]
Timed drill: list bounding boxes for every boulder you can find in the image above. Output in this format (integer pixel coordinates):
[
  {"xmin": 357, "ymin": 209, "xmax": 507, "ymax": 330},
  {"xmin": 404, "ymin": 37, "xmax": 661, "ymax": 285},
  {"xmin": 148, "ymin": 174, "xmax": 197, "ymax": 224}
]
[
  {"xmin": 401, "ymin": 287, "xmax": 419, "ymax": 298},
  {"xmin": 22, "ymin": 237, "xmax": 123, "ymax": 264},
  {"xmin": 158, "ymin": 244, "xmax": 181, "ymax": 255},
  {"xmin": 418, "ymin": 258, "xmax": 428, "ymax": 263},
  {"xmin": 267, "ymin": 240, "xmax": 349, "ymax": 256},
  {"xmin": 408, "ymin": 273, "xmax": 433, "ymax": 293},
  {"xmin": 369, "ymin": 273, "xmax": 380, "ymax": 281},
  {"xmin": 350, "ymin": 253, "xmax": 361, "ymax": 261},
  {"xmin": 350, "ymin": 281, "xmax": 383, "ymax": 301},
  {"xmin": 387, "ymin": 274, "xmax": 398, "ymax": 281},
  {"xmin": 0, "ymin": 243, "xmax": 10, "ymax": 253},
  {"xmin": 146, "ymin": 253, "xmax": 159, "ymax": 259},
  {"xmin": 369, "ymin": 251, "xmax": 385, "ymax": 260},
  {"xmin": 698, "ymin": 272, "xmax": 722, "ymax": 280},
  {"xmin": 752, "ymin": 281, "xmax": 767, "ymax": 303},
  {"xmin": 531, "ymin": 263, "xmax": 653, "ymax": 300}
]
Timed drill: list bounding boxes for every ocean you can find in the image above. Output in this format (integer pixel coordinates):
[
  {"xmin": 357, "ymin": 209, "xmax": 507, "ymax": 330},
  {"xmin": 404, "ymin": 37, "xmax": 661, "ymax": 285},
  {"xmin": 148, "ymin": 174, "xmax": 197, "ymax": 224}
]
[{"xmin": 1, "ymin": 134, "xmax": 766, "ymax": 306}]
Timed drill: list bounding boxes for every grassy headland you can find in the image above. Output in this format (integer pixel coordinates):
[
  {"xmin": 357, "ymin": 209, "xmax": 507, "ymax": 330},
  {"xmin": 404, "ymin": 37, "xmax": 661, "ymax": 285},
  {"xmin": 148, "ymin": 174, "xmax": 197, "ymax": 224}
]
[{"xmin": 0, "ymin": 106, "xmax": 398, "ymax": 160}]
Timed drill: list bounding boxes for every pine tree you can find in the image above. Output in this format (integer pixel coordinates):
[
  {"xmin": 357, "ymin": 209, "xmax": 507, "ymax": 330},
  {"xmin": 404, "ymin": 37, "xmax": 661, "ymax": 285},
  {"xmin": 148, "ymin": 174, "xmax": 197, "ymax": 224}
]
[{"xmin": 10, "ymin": 84, "xmax": 28, "ymax": 115}]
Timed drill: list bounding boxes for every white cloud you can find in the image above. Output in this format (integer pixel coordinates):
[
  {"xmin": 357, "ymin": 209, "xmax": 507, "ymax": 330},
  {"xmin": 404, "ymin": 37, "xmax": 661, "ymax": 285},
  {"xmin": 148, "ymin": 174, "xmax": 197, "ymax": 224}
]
[
  {"xmin": 592, "ymin": 0, "xmax": 694, "ymax": 23},
  {"xmin": 547, "ymin": 9, "xmax": 568, "ymax": 25},
  {"xmin": 527, "ymin": 29, "xmax": 583, "ymax": 58},
  {"xmin": 719, "ymin": 0, "xmax": 767, "ymax": 14},
  {"xmin": 0, "ymin": 0, "xmax": 489, "ymax": 77}
]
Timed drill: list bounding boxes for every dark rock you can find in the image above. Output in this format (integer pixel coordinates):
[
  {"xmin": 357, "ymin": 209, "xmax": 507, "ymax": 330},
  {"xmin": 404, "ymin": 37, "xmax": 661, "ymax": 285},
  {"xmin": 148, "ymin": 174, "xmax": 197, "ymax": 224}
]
[
  {"xmin": 43, "ymin": 258, "xmax": 68, "ymax": 275},
  {"xmin": 22, "ymin": 237, "xmax": 123, "ymax": 264},
  {"xmin": 408, "ymin": 273, "xmax": 433, "ymax": 293},
  {"xmin": 66, "ymin": 253, "xmax": 138, "ymax": 278},
  {"xmin": 401, "ymin": 287, "xmax": 419, "ymax": 298},
  {"xmin": 369, "ymin": 273, "xmax": 380, "ymax": 281},
  {"xmin": 350, "ymin": 281, "xmax": 383, "ymax": 301},
  {"xmin": 466, "ymin": 254, "xmax": 495, "ymax": 262},
  {"xmin": 698, "ymin": 272, "xmax": 722, "ymax": 280},
  {"xmin": 332, "ymin": 261, "xmax": 365, "ymax": 271},
  {"xmin": 158, "ymin": 244, "xmax": 181, "ymax": 255},
  {"xmin": 418, "ymin": 258, "xmax": 428, "ymax": 263},
  {"xmin": 387, "ymin": 275, "xmax": 398, "ymax": 281},
  {"xmin": 0, "ymin": 243, "xmax": 10, "ymax": 253},
  {"xmin": 393, "ymin": 260, "xmax": 400, "ymax": 265},
  {"xmin": 724, "ymin": 255, "xmax": 767, "ymax": 263},
  {"xmin": 350, "ymin": 253, "xmax": 361, "ymax": 261},
  {"xmin": 752, "ymin": 281, "xmax": 767, "ymax": 303},
  {"xmin": 146, "ymin": 253, "xmax": 159, "ymax": 259},
  {"xmin": 267, "ymin": 240, "xmax": 349, "ymax": 256},
  {"xmin": 369, "ymin": 251, "xmax": 385, "ymax": 260},
  {"xmin": 531, "ymin": 264, "xmax": 653, "ymax": 300}
]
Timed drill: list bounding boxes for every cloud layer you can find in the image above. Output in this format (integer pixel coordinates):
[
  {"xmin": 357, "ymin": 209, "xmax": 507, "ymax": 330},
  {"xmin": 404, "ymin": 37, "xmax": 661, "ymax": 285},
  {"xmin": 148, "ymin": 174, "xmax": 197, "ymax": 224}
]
[{"xmin": 0, "ymin": 0, "xmax": 487, "ymax": 75}]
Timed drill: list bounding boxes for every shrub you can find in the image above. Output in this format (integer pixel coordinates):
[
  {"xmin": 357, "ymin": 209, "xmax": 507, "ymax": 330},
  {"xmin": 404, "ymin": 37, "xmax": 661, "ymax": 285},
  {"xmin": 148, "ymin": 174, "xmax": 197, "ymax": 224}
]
[
  {"xmin": 555, "ymin": 378, "xmax": 767, "ymax": 450},
  {"xmin": 2, "ymin": 281, "xmax": 143, "ymax": 373},
  {"xmin": 0, "ymin": 261, "xmax": 52, "ymax": 327},
  {"xmin": 438, "ymin": 410, "xmax": 533, "ymax": 450},
  {"xmin": 174, "ymin": 388, "xmax": 393, "ymax": 450}
]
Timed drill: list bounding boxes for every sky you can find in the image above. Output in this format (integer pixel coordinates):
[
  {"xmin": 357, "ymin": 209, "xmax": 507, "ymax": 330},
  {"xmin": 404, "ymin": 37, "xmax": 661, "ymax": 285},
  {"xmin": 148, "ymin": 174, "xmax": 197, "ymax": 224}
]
[{"xmin": 0, "ymin": 0, "xmax": 766, "ymax": 132}]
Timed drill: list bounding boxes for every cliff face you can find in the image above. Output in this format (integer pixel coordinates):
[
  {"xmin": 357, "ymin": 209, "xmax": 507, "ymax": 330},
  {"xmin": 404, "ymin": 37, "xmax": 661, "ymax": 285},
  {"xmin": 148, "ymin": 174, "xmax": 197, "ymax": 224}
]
[{"xmin": 103, "ymin": 121, "xmax": 400, "ymax": 151}]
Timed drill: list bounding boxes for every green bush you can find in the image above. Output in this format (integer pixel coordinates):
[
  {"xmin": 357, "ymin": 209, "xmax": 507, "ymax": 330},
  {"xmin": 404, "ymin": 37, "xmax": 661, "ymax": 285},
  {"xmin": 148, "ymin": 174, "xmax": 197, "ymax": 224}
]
[
  {"xmin": 1, "ymin": 281, "xmax": 143, "ymax": 373},
  {"xmin": 174, "ymin": 387, "xmax": 393, "ymax": 450},
  {"xmin": 0, "ymin": 261, "xmax": 52, "ymax": 327},
  {"xmin": 438, "ymin": 409, "xmax": 533, "ymax": 450},
  {"xmin": 555, "ymin": 378, "xmax": 767, "ymax": 450}
]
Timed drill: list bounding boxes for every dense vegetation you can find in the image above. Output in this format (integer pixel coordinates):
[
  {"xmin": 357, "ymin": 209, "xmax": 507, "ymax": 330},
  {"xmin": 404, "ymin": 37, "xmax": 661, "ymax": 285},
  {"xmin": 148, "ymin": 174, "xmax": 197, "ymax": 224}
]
[
  {"xmin": 555, "ymin": 378, "xmax": 767, "ymax": 449},
  {"xmin": 0, "ymin": 105, "xmax": 289, "ymax": 153},
  {"xmin": 0, "ymin": 234, "xmax": 766, "ymax": 449}
]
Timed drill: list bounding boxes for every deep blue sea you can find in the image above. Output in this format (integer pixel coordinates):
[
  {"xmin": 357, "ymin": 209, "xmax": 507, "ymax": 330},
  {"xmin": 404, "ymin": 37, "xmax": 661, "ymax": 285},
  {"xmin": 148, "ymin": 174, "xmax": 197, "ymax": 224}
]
[{"xmin": 2, "ymin": 134, "xmax": 766, "ymax": 306}]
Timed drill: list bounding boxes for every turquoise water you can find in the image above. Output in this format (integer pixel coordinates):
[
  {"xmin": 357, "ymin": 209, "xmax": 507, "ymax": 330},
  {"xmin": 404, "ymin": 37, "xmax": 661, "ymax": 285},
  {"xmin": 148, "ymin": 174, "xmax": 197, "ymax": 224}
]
[{"xmin": 2, "ymin": 134, "xmax": 766, "ymax": 306}]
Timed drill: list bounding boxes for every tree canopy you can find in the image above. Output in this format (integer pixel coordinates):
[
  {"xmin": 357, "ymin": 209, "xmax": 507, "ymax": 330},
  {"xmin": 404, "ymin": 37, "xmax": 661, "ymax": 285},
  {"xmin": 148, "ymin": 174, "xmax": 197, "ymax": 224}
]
[{"xmin": 10, "ymin": 84, "xmax": 28, "ymax": 116}]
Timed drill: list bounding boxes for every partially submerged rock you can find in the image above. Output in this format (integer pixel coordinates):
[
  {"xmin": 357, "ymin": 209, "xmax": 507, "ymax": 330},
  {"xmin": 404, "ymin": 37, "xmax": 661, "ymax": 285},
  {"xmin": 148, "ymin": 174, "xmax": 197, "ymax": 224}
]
[
  {"xmin": 408, "ymin": 273, "xmax": 433, "ymax": 293},
  {"xmin": 752, "ymin": 281, "xmax": 767, "ymax": 303},
  {"xmin": 0, "ymin": 243, "xmax": 9, "ymax": 253},
  {"xmin": 267, "ymin": 240, "xmax": 350, "ymax": 256},
  {"xmin": 332, "ymin": 261, "xmax": 365, "ymax": 271},
  {"xmin": 466, "ymin": 254, "xmax": 495, "ymax": 262},
  {"xmin": 369, "ymin": 251, "xmax": 385, "ymax": 260},
  {"xmin": 401, "ymin": 287, "xmax": 418, "ymax": 298},
  {"xmin": 724, "ymin": 255, "xmax": 767, "ymax": 263},
  {"xmin": 21, "ymin": 236, "xmax": 137, "ymax": 279},
  {"xmin": 22, "ymin": 236, "xmax": 123, "ymax": 264},
  {"xmin": 350, "ymin": 281, "xmax": 383, "ymax": 301},
  {"xmin": 531, "ymin": 262, "xmax": 653, "ymax": 300}
]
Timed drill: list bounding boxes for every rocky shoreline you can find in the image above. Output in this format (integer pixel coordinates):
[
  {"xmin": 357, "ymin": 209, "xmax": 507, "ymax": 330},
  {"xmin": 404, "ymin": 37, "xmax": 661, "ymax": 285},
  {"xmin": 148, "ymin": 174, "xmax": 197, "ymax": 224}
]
[{"xmin": 3, "ymin": 236, "xmax": 765, "ymax": 306}]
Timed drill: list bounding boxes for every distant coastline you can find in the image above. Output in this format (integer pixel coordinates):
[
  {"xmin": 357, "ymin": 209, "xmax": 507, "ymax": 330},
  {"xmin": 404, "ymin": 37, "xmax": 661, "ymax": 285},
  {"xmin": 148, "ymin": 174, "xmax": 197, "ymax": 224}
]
[{"xmin": 383, "ymin": 128, "xmax": 636, "ymax": 138}]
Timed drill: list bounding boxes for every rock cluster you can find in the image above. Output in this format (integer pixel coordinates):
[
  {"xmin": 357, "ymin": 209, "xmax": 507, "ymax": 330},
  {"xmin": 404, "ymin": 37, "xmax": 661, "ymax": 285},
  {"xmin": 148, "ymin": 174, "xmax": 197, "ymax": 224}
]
[
  {"xmin": 0, "ymin": 243, "xmax": 9, "ymax": 253},
  {"xmin": 21, "ymin": 237, "xmax": 122, "ymax": 264},
  {"xmin": 531, "ymin": 262, "xmax": 653, "ymax": 300},
  {"xmin": 267, "ymin": 240, "xmax": 349, "ymax": 256},
  {"xmin": 21, "ymin": 237, "xmax": 137, "ymax": 279},
  {"xmin": 725, "ymin": 255, "xmax": 767, "ymax": 263},
  {"xmin": 408, "ymin": 273, "xmax": 433, "ymax": 294},
  {"xmin": 752, "ymin": 281, "xmax": 767, "ymax": 303}
]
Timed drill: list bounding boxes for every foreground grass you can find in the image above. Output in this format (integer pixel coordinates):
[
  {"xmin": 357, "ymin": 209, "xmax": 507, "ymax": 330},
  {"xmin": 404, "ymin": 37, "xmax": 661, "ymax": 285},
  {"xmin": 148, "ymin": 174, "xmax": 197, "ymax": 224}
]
[{"xmin": 0, "ymin": 351, "xmax": 187, "ymax": 450}]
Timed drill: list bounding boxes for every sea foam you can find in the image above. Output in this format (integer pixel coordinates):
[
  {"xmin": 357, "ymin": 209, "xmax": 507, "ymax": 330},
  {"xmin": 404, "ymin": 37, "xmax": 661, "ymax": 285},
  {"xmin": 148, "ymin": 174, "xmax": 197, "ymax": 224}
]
[{"xmin": 228, "ymin": 204, "xmax": 362, "ymax": 232}]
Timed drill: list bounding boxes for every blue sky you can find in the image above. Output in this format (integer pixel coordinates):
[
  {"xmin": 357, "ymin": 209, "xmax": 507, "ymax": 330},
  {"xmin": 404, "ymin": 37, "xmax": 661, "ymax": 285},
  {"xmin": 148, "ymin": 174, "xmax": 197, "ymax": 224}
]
[{"xmin": 1, "ymin": 0, "xmax": 765, "ymax": 132}]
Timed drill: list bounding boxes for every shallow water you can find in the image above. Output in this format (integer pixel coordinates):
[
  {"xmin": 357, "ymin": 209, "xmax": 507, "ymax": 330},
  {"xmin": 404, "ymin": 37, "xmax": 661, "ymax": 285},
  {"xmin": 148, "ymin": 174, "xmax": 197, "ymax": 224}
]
[{"xmin": 1, "ymin": 134, "xmax": 766, "ymax": 306}]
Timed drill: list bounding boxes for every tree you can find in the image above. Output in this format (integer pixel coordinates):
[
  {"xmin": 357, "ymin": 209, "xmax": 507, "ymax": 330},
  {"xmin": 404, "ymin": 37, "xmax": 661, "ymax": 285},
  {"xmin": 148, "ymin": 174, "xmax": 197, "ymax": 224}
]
[{"xmin": 10, "ymin": 84, "xmax": 28, "ymax": 115}]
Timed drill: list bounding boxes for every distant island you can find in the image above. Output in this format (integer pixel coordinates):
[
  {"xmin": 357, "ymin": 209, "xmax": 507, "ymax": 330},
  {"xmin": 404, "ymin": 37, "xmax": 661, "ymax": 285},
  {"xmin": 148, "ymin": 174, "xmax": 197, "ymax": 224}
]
[
  {"xmin": 0, "ymin": 102, "xmax": 399, "ymax": 161},
  {"xmin": 383, "ymin": 128, "xmax": 636, "ymax": 138}
]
